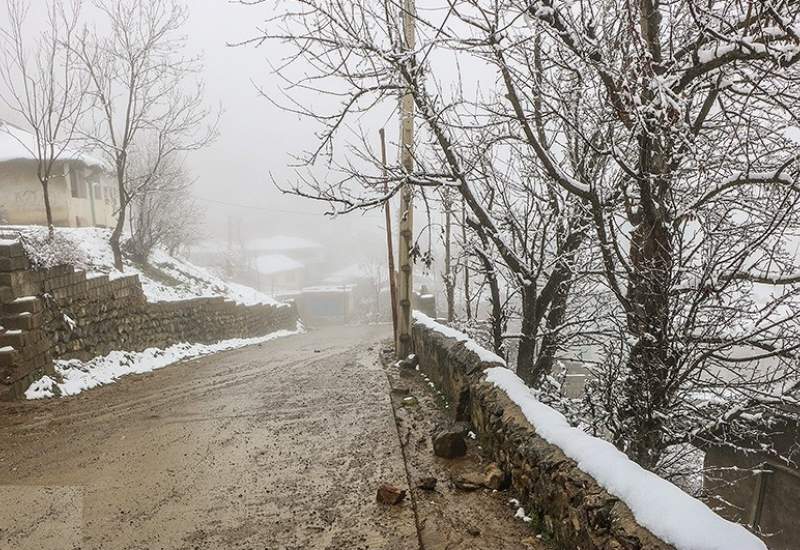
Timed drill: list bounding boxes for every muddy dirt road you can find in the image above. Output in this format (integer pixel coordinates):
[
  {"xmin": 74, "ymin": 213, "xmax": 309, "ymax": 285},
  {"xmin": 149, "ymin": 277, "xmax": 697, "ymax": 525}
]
[
  {"xmin": 0, "ymin": 324, "xmax": 543, "ymax": 550},
  {"xmin": 0, "ymin": 324, "xmax": 418, "ymax": 550}
]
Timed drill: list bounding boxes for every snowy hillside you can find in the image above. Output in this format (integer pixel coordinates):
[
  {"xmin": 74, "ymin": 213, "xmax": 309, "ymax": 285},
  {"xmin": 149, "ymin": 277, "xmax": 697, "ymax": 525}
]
[{"xmin": 3, "ymin": 225, "xmax": 281, "ymax": 306}]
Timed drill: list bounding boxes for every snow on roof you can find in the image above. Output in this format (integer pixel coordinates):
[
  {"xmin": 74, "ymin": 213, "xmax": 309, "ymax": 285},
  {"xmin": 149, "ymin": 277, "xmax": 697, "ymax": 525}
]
[
  {"xmin": 324, "ymin": 263, "xmax": 381, "ymax": 284},
  {"xmin": 277, "ymin": 284, "xmax": 355, "ymax": 297},
  {"xmin": 255, "ymin": 254, "xmax": 304, "ymax": 275},
  {"xmin": 0, "ymin": 120, "xmax": 107, "ymax": 169},
  {"xmin": 245, "ymin": 235, "xmax": 321, "ymax": 252}
]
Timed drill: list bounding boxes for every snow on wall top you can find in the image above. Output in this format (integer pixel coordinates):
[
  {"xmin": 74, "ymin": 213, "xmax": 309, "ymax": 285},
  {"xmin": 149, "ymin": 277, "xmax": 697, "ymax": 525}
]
[
  {"xmin": 411, "ymin": 310, "xmax": 765, "ymax": 550},
  {"xmin": 485, "ymin": 368, "xmax": 765, "ymax": 550},
  {"xmin": 0, "ymin": 120, "xmax": 107, "ymax": 169},
  {"xmin": 412, "ymin": 310, "xmax": 506, "ymax": 365}
]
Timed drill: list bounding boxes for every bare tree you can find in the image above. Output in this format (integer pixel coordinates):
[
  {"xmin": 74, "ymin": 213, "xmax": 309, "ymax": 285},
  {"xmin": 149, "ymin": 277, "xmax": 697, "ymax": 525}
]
[
  {"xmin": 0, "ymin": 0, "xmax": 87, "ymax": 238},
  {"xmin": 125, "ymin": 150, "xmax": 201, "ymax": 263},
  {"xmin": 74, "ymin": 0, "xmax": 216, "ymax": 270},
  {"xmin": 245, "ymin": 0, "xmax": 800, "ymax": 476}
]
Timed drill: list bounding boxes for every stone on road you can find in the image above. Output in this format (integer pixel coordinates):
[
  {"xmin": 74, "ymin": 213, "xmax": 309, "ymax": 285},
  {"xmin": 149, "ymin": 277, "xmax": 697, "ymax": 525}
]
[{"xmin": 0, "ymin": 324, "xmax": 417, "ymax": 550}]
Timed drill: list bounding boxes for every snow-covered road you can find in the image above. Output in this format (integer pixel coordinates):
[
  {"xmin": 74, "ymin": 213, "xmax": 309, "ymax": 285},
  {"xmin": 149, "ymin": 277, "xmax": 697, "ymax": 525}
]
[{"xmin": 0, "ymin": 324, "xmax": 418, "ymax": 550}]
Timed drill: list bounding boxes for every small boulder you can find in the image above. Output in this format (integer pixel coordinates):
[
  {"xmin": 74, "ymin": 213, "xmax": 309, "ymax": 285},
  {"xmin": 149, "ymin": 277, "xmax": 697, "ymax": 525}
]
[
  {"xmin": 401, "ymin": 396, "xmax": 419, "ymax": 407},
  {"xmin": 483, "ymin": 463, "xmax": 507, "ymax": 490},
  {"xmin": 453, "ymin": 472, "xmax": 484, "ymax": 491},
  {"xmin": 417, "ymin": 477, "xmax": 437, "ymax": 491},
  {"xmin": 450, "ymin": 421, "xmax": 472, "ymax": 435},
  {"xmin": 376, "ymin": 484, "xmax": 407, "ymax": 505},
  {"xmin": 433, "ymin": 430, "xmax": 467, "ymax": 459},
  {"xmin": 391, "ymin": 386, "xmax": 411, "ymax": 397},
  {"xmin": 398, "ymin": 354, "xmax": 419, "ymax": 369}
]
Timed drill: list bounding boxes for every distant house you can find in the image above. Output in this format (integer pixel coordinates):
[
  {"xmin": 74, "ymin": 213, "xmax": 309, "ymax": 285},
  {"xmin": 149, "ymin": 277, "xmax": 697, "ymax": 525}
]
[
  {"xmin": 0, "ymin": 120, "xmax": 117, "ymax": 228},
  {"xmin": 254, "ymin": 254, "xmax": 305, "ymax": 293},
  {"xmin": 245, "ymin": 236, "xmax": 324, "ymax": 267},
  {"xmin": 276, "ymin": 285, "xmax": 356, "ymax": 325}
]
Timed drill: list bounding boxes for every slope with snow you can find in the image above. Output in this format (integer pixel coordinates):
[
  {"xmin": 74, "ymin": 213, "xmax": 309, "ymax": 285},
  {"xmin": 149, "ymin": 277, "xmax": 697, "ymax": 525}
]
[{"xmin": 5, "ymin": 225, "xmax": 282, "ymax": 306}]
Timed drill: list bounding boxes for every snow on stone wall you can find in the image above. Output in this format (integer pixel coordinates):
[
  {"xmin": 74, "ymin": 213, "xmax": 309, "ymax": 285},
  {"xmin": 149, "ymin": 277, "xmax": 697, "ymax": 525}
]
[{"xmin": 411, "ymin": 312, "xmax": 766, "ymax": 550}]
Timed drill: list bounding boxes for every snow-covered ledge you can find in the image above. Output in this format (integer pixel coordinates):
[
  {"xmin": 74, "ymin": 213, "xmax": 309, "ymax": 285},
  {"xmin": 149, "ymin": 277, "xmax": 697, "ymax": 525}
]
[{"xmin": 411, "ymin": 311, "xmax": 765, "ymax": 550}]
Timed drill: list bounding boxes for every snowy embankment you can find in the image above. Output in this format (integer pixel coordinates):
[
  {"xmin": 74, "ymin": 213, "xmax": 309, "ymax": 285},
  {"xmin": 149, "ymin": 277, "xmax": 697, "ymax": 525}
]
[
  {"xmin": 26, "ymin": 321, "xmax": 305, "ymax": 399},
  {"xmin": 6, "ymin": 225, "xmax": 280, "ymax": 305},
  {"xmin": 412, "ymin": 312, "xmax": 766, "ymax": 550}
]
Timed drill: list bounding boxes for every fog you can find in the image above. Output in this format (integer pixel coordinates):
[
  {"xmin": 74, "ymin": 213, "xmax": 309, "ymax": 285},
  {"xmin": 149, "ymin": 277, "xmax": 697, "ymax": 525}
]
[
  {"xmin": 0, "ymin": 0, "xmax": 392, "ymax": 267},
  {"xmin": 181, "ymin": 2, "xmax": 384, "ymax": 244}
]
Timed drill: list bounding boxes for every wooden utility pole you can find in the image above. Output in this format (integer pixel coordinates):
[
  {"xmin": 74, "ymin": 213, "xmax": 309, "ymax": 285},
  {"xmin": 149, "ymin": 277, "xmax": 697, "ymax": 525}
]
[
  {"xmin": 444, "ymin": 189, "xmax": 455, "ymax": 322},
  {"xmin": 380, "ymin": 128, "xmax": 399, "ymax": 350},
  {"xmin": 462, "ymin": 197, "xmax": 472, "ymax": 320},
  {"xmin": 397, "ymin": 0, "xmax": 416, "ymax": 358}
]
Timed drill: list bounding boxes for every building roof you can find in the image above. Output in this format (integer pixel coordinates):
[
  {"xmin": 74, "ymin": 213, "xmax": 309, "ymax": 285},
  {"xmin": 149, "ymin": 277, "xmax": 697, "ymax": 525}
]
[
  {"xmin": 255, "ymin": 254, "xmax": 304, "ymax": 275},
  {"xmin": 0, "ymin": 120, "xmax": 107, "ymax": 169},
  {"xmin": 245, "ymin": 235, "xmax": 321, "ymax": 253},
  {"xmin": 325, "ymin": 263, "xmax": 382, "ymax": 284}
]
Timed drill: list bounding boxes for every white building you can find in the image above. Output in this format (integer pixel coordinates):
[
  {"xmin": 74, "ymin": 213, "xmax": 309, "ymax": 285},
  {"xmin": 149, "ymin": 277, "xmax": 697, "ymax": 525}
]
[{"xmin": 0, "ymin": 120, "xmax": 117, "ymax": 228}]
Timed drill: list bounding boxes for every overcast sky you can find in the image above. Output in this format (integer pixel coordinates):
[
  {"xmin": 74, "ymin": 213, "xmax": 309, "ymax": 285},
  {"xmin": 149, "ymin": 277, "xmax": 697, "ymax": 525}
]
[{"xmin": 182, "ymin": 0, "xmax": 388, "ymax": 253}]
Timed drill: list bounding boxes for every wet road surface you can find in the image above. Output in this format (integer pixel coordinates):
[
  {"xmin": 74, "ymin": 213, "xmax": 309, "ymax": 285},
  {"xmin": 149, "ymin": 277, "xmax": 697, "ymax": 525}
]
[{"xmin": 0, "ymin": 324, "xmax": 416, "ymax": 550}]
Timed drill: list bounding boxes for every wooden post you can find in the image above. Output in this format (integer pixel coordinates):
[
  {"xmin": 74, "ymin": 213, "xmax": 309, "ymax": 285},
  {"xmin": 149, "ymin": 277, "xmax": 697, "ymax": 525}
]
[
  {"xmin": 397, "ymin": 0, "xmax": 416, "ymax": 359},
  {"xmin": 444, "ymin": 188, "xmax": 454, "ymax": 322},
  {"xmin": 380, "ymin": 128, "xmax": 399, "ymax": 350},
  {"xmin": 462, "ymin": 196, "xmax": 472, "ymax": 320}
]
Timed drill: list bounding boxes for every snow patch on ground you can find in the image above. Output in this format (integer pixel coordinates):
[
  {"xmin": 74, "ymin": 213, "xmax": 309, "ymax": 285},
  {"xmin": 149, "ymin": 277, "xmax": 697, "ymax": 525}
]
[
  {"xmin": 485, "ymin": 367, "xmax": 765, "ymax": 550},
  {"xmin": 412, "ymin": 311, "xmax": 506, "ymax": 365},
  {"xmin": 5, "ymin": 225, "xmax": 282, "ymax": 306},
  {"xmin": 25, "ymin": 322, "xmax": 305, "ymax": 400}
]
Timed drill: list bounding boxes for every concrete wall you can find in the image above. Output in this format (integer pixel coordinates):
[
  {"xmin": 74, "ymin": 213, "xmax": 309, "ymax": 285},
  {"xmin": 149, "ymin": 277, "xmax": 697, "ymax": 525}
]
[
  {"xmin": 0, "ymin": 240, "xmax": 297, "ymax": 400},
  {"xmin": 704, "ymin": 443, "xmax": 800, "ymax": 550},
  {"xmin": 0, "ymin": 160, "xmax": 117, "ymax": 228},
  {"xmin": 411, "ymin": 320, "xmax": 673, "ymax": 550}
]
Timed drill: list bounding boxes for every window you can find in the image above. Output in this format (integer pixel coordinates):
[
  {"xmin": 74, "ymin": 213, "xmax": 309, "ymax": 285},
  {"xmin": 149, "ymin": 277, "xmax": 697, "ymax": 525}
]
[{"xmin": 68, "ymin": 166, "xmax": 87, "ymax": 199}]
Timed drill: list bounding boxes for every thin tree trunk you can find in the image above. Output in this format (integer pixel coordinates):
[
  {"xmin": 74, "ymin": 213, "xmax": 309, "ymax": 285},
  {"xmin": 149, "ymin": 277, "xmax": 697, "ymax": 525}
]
[
  {"xmin": 531, "ymin": 277, "xmax": 572, "ymax": 385},
  {"xmin": 461, "ymin": 198, "xmax": 472, "ymax": 320},
  {"xmin": 444, "ymin": 195, "xmax": 455, "ymax": 322},
  {"xmin": 110, "ymin": 174, "xmax": 127, "ymax": 271},
  {"xmin": 482, "ymin": 253, "xmax": 504, "ymax": 355},
  {"xmin": 41, "ymin": 179, "xmax": 55, "ymax": 239},
  {"xmin": 516, "ymin": 285, "xmax": 537, "ymax": 385},
  {"xmin": 474, "ymin": 228, "xmax": 504, "ymax": 356}
]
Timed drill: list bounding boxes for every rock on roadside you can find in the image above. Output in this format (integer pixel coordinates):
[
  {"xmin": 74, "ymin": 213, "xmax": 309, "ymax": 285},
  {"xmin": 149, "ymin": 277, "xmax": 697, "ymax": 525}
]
[
  {"xmin": 376, "ymin": 484, "xmax": 407, "ymax": 505},
  {"xmin": 432, "ymin": 430, "xmax": 467, "ymax": 459}
]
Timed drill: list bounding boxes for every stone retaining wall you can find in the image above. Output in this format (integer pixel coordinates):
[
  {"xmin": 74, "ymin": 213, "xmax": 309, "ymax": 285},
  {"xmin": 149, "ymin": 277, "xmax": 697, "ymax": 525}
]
[
  {"xmin": 0, "ymin": 240, "xmax": 297, "ymax": 400},
  {"xmin": 412, "ymin": 320, "xmax": 673, "ymax": 550}
]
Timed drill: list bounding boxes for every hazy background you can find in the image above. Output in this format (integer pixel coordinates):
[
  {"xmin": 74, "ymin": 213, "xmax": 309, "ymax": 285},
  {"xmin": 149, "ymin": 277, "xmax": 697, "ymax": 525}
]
[
  {"xmin": 182, "ymin": 0, "xmax": 391, "ymax": 259},
  {"xmin": 0, "ymin": 0, "xmax": 392, "ymax": 261}
]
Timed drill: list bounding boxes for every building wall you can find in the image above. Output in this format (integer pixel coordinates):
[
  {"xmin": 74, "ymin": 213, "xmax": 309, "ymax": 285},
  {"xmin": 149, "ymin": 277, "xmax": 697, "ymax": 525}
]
[
  {"xmin": 704, "ymin": 443, "xmax": 800, "ymax": 550},
  {"xmin": 0, "ymin": 160, "xmax": 117, "ymax": 228}
]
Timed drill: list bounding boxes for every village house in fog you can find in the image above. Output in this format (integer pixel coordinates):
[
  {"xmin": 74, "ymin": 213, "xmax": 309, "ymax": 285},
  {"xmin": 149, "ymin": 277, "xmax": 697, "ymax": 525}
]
[
  {"xmin": 189, "ymin": 235, "xmax": 324, "ymax": 293},
  {"xmin": 0, "ymin": 121, "xmax": 117, "ymax": 228}
]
